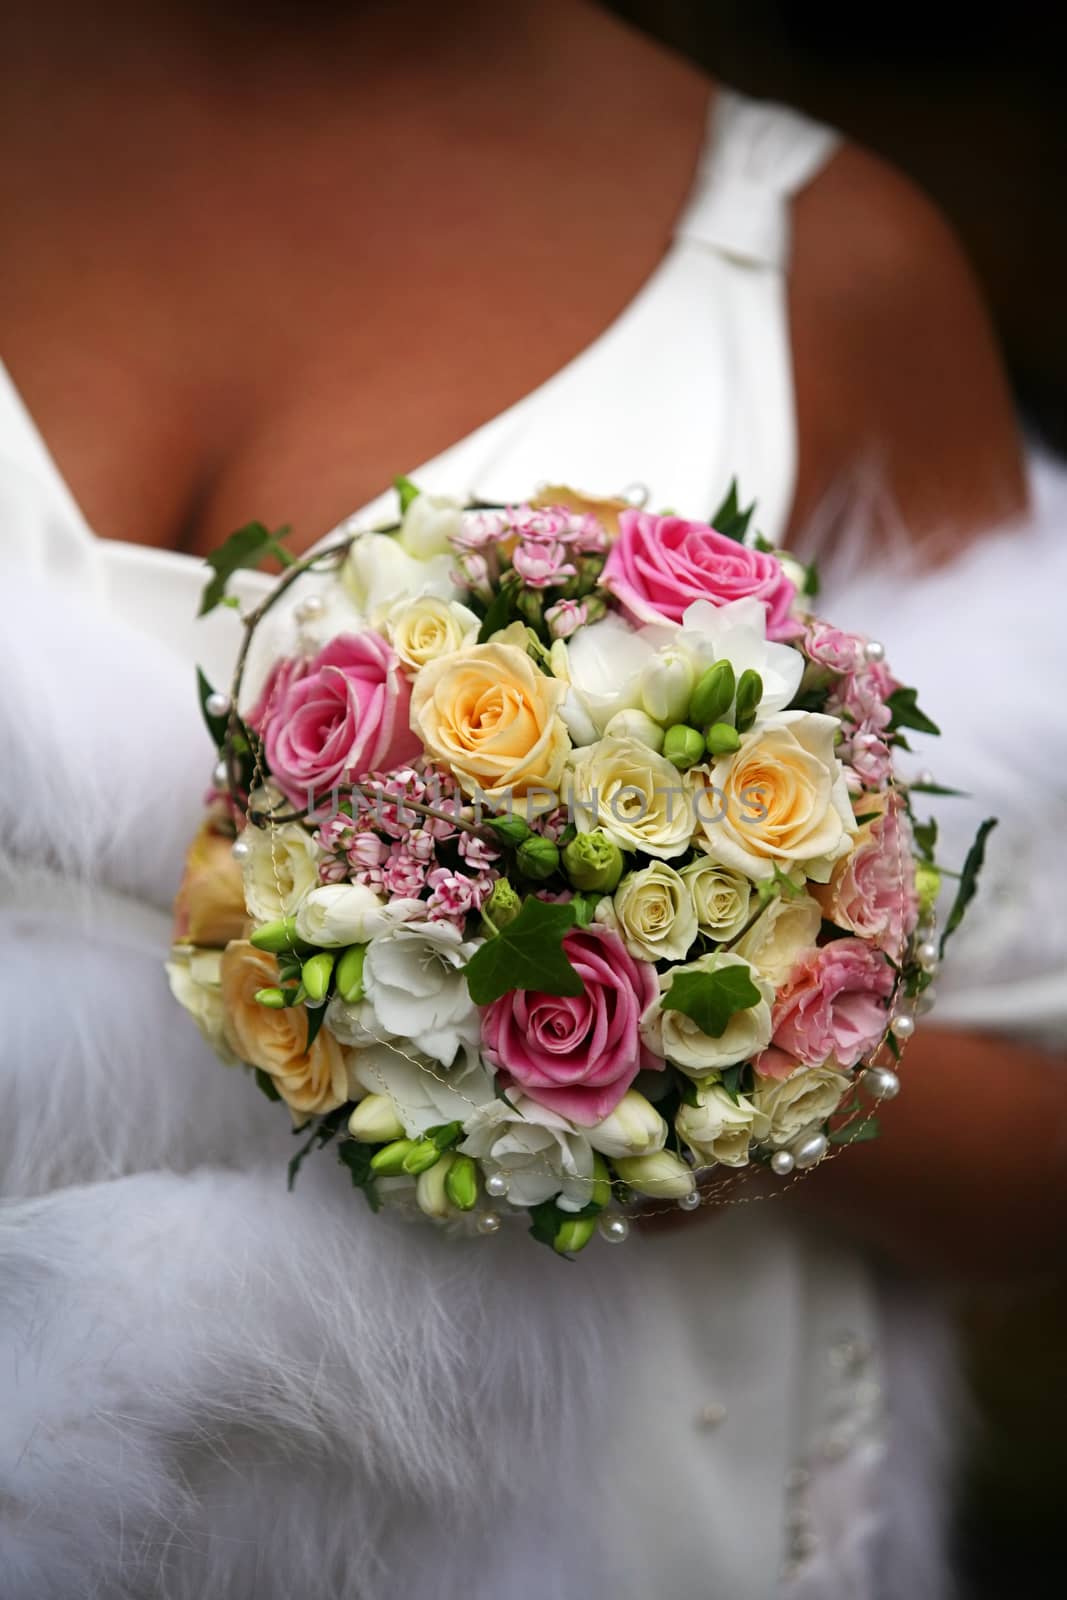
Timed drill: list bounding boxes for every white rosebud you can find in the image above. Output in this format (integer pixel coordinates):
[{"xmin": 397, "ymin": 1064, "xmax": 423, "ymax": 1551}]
[
  {"xmin": 241, "ymin": 822, "xmax": 322, "ymax": 923},
  {"xmin": 639, "ymin": 650, "xmax": 695, "ymax": 727},
  {"xmin": 752, "ymin": 1064, "xmax": 851, "ymax": 1148},
  {"xmin": 676, "ymin": 1084, "xmax": 756, "ymax": 1168},
  {"xmin": 587, "ymin": 1090, "xmax": 668, "ymax": 1159},
  {"xmin": 604, "ymin": 862, "xmax": 699, "ymax": 963},
  {"xmin": 398, "ymin": 493, "xmax": 464, "ymax": 560},
  {"xmin": 614, "ymin": 1149, "xmax": 695, "ymax": 1200},
  {"xmin": 373, "ymin": 594, "xmax": 480, "ymax": 671},
  {"xmin": 347, "ymin": 1092, "xmax": 405, "ymax": 1143},
  {"xmin": 294, "ymin": 884, "xmax": 424, "ymax": 947},
  {"xmin": 342, "ymin": 530, "xmax": 455, "ymax": 617},
  {"xmin": 602, "ymin": 707, "xmax": 666, "ymax": 752},
  {"xmin": 643, "ymin": 951, "xmax": 774, "ymax": 1078},
  {"xmin": 679, "ymin": 857, "xmax": 753, "ymax": 942}
]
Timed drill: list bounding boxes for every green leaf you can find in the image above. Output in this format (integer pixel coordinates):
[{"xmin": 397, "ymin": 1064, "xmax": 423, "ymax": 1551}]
[
  {"xmin": 886, "ymin": 686, "xmax": 941, "ymax": 738},
  {"xmin": 286, "ymin": 1105, "xmax": 349, "ymax": 1190},
  {"xmin": 829, "ymin": 1117, "xmax": 881, "ymax": 1146},
  {"xmin": 198, "ymin": 521, "xmax": 294, "ymax": 616},
  {"xmin": 940, "ymin": 817, "xmax": 997, "ymax": 957},
  {"xmin": 394, "ymin": 474, "xmax": 421, "ymax": 513},
  {"xmin": 476, "ymin": 582, "xmax": 518, "ymax": 644},
  {"xmin": 710, "ymin": 478, "xmax": 756, "ymax": 544},
  {"xmin": 912, "ymin": 817, "xmax": 938, "ymax": 862},
  {"xmin": 719, "ymin": 1062, "xmax": 744, "ymax": 1103},
  {"xmin": 910, "ymin": 781, "xmax": 969, "ymax": 797},
  {"xmin": 424, "ymin": 1121, "xmax": 464, "ymax": 1153},
  {"xmin": 196, "ymin": 666, "xmax": 230, "ymax": 747},
  {"xmin": 305, "ymin": 1001, "xmax": 327, "ymax": 1051},
  {"xmin": 802, "ymin": 560, "xmax": 820, "ymax": 599},
  {"xmin": 336, "ymin": 1139, "xmax": 383, "ymax": 1212},
  {"xmin": 886, "ymin": 1029, "xmax": 902, "ymax": 1062},
  {"xmin": 254, "ymin": 1067, "xmax": 281, "ymax": 1103},
  {"xmin": 854, "ymin": 812, "xmax": 881, "ymax": 826},
  {"xmin": 661, "ymin": 966, "xmax": 761, "ymax": 1040},
  {"xmin": 463, "ymin": 897, "xmax": 583, "ymax": 1005}
]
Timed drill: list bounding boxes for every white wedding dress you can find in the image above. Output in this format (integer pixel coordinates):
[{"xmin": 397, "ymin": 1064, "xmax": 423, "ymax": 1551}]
[{"xmin": 2, "ymin": 89, "xmax": 1065, "ymax": 1600}]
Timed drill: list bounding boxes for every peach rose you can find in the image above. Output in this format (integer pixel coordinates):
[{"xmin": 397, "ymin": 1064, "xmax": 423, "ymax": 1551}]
[
  {"xmin": 220, "ymin": 941, "xmax": 352, "ymax": 1118},
  {"xmin": 409, "ymin": 638, "xmax": 570, "ymax": 811},
  {"xmin": 172, "ymin": 820, "xmax": 247, "ymax": 947}
]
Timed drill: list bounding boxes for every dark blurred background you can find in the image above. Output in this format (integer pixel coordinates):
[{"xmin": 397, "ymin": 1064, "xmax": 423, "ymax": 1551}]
[{"xmin": 608, "ymin": 4, "xmax": 1066, "ymax": 1595}]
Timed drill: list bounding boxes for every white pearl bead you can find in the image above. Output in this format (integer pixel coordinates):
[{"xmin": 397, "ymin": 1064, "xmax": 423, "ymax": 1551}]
[
  {"xmin": 892, "ymin": 1013, "xmax": 915, "ymax": 1040},
  {"xmin": 677, "ymin": 1191, "xmax": 701, "ymax": 1213},
  {"xmin": 294, "ymin": 595, "xmax": 325, "ymax": 623},
  {"xmin": 917, "ymin": 986, "xmax": 937, "ymax": 1015},
  {"xmin": 597, "ymin": 1213, "xmax": 630, "ymax": 1244},
  {"xmin": 864, "ymin": 640, "xmax": 885, "ymax": 663},
  {"xmin": 917, "ymin": 940, "xmax": 940, "ymax": 972},
  {"xmin": 793, "ymin": 1132, "xmax": 829, "ymax": 1170},
  {"xmin": 205, "ymin": 690, "xmax": 231, "ymax": 718},
  {"xmin": 916, "ymin": 769, "xmax": 934, "ymax": 788},
  {"xmin": 770, "ymin": 1149, "xmax": 795, "ymax": 1176},
  {"xmin": 864, "ymin": 1065, "xmax": 901, "ymax": 1100},
  {"xmin": 484, "ymin": 1172, "xmax": 510, "ymax": 1200},
  {"xmin": 231, "ymin": 838, "xmax": 251, "ymax": 862},
  {"xmin": 212, "ymin": 759, "xmax": 229, "ymax": 789},
  {"xmin": 475, "ymin": 1211, "xmax": 502, "ymax": 1236}
]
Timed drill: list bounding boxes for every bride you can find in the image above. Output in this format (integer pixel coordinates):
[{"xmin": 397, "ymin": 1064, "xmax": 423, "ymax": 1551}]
[{"xmin": 2, "ymin": 3, "xmax": 1064, "ymax": 1596}]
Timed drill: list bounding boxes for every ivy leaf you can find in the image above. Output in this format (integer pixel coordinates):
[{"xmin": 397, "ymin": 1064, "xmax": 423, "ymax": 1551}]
[
  {"xmin": 463, "ymin": 898, "xmax": 582, "ymax": 1005},
  {"xmin": 829, "ymin": 1117, "xmax": 881, "ymax": 1146},
  {"xmin": 912, "ymin": 817, "xmax": 938, "ymax": 862},
  {"xmin": 886, "ymin": 687, "xmax": 941, "ymax": 738},
  {"xmin": 394, "ymin": 474, "xmax": 421, "ymax": 513},
  {"xmin": 336, "ymin": 1139, "xmax": 383, "ymax": 1212},
  {"xmin": 940, "ymin": 817, "xmax": 997, "ymax": 957},
  {"xmin": 661, "ymin": 966, "xmax": 762, "ymax": 1040},
  {"xmin": 710, "ymin": 478, "xmax": 757, "ymax": 544},
  {"xmin": 196, "ymin": 667, "xmax": 230, "ymax": 747},
  {"xmin": 198, "ymin": 521, "xmax": 293, "ymax": 616}
]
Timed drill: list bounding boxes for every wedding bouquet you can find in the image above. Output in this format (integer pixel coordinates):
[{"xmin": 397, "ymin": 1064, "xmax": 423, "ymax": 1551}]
[{"xmin": 169, "ymin": 480, "xmax": 991, "ymax": 1253}]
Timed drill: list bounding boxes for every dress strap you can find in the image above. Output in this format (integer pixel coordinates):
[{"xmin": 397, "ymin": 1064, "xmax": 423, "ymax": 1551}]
[{"xmin": 675, "ymin": 88, "xmax": 841, "ymax": 269}]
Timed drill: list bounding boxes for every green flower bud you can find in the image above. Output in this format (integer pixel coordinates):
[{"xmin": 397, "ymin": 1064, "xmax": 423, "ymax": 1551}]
[
  {"xmin": 590, "ymin": 1153, "xmax": 612, "ymax": 1211},
  {"xmin": 734, "ymin": 669, "xmax": 763, "ymax": 733},
  {"xmin": 516, "ymin": 835, "xmax": 560, "ymax": 881},
  {"xmin": 250, "ymin": 916, "xmax": 300, "ymax": 954},
  {"xmin": 516, "ymin": 588, "xmax": 545, "ymax": 626},
  {"xmin": 401, "ymin": 1138, "xmax": 444, "ymax": 1176},
  {"xmin": 416, "ymin": 1153, "xmax": 456, "ymax": 1219},
  {"xmin": 253, "ymin": 986, "xmax": 287, "ymax": 1009},
  {"xmin": 486, "ymin": 814, "xmax": 533, "ymax": 848},
  {"xmin": 347, "ymin": 1093, "xmax": 405, "ymax": 1143},
  {"xmin": 553, "ymin": 1215, "xmax": 598, "ymax": 1255},
  {"xmin": 444, "ymin": 1153, "xmax": 480, "ymax": 1211},
  {"xmin": 562, "ymin": 831, "xmax": 625, "ymax": 893},
  {"xmin": 705, "ymin": 722, "xmax": 741, "ymax": 757},
  {"xmin": 662, "ymin": 723, "xmax": 706, "ymax": 772},
  {"xmin": 481, "ymin": 877, "xmax": 522, "ymax": 936},
  {"xmin": 370, "ymin": 1139, "xmax": 418, "ymax": 1176},
  {"xmin": 915, "ymin": 862, "xmax": 941, "ymax": 918},
  {"xmin": 689, "ymin": 659, "xmax": 735, "ymax": 728},
  {"xmin": 335, "ymin": 943, "xmax": 367, "ymax": 1004},
  {"xmin": 300, "ymin": 951, "xmax": 335, "ymax": 1002}
]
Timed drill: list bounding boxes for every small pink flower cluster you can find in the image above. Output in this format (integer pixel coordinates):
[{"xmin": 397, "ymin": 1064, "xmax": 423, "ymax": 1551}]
[
  {"xmin": 804, "ymin": 624, "xmax": 898, "ymax": 791},
  {"xmin": 449, "ymin": 504, "xmax": 608, "ymax": 603},
  {"xmin": 313, "ymin": 764, "xmax": 500, "ymax": 930}
]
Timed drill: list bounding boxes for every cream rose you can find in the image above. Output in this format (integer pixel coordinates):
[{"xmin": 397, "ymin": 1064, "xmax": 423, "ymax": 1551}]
[
  {"xmin": 166, "ymin": 947, "xmax": 236, "ymax": 1063},
  {"xmin": 642, "ymin": 951, "xmax": 774, "ymax": 1077},
  {"xmin": 410, "ymin": 640, "xmax": 570, "ymax": 812},
  {"xmin": 220, "ymin": 941, "xmax": 353, "ymax": 1118},
  {"xmin": 679, "ymin": 857, "xmax": 753, "ymax": 942},
  {"xmin": 676, "ymin": 1084, "xmax": 757, "ymax": 1168},
  {"xmin": 693, "ymin": 711, "xmax": 856, "ymax": 882},
  {"xmin": 374, "ymin": 594, "xmax": 479, "ymax": 672},
  {"xmin": 752, "ymin": 1063, "xmax": 851, "ymax": 1148},
  {"xmin": 600, "ymin": 862, "xmax": 698, "ymax": 963},
  {"xmin": 733, "ymin": 888, "xmax": 822, "ymax": 986},
  {"xmin": 566, "ymin": 735, "xmax": 694, "ymax": 859},
  {"xmin": 241, "ymin": 822, "xmax": 322, "ymax": 924}
]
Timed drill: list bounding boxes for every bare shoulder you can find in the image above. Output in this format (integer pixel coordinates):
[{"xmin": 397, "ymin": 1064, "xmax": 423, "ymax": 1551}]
[{"xmin": 788, "ymin": 139, "xmax": 1027, "ymax": 549}]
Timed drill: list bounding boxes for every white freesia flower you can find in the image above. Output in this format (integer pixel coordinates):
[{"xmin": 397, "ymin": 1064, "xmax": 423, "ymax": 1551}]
[
  {"xmin": 676, "ymin": 1084, "xmax": 757, "ymax": 1168},
  {"xmin": 679, "ymin": 857, "xmax": 753, "ymax": 942},
  {"xmin": 166, "ymin": 948, "xmax": 236, "ymax": 1064},
  {"xmin": 459, "ymin": 1092, "xmax": 596, "ymax": 1209},
  {"xmin": 600, "ymin": 862, "xmax": 698, "ymax": 963},
  {"xmin": 374, "ymin": 594, "xmax": 479, "ymax": 671},
  {"xmin": 347, "ymin": 1091, "xmax": 405, "ymax": 1143},
  {"xmin": 603, "ymin": 707, "xmax": 665, "ymax": 751},
  {"xmin": 361, "ymin": 920, "xmax": 481, "ymax": 1066},
  {"xmin": 587, "ymin": 1089, "xmax": 667, "ymax": 1159},
  {"xmin": 613, "ymin": 1149, "xmax": 695, "ymax": 1199},
  {"xmin": 676, "ymin": 598, "xmax": 804, "ymax": 720},
  {"xmin": 353, "ymin": 1040, "xmax": 495, "ymax": 1138},
  {"xmin": 638, "ymin": 648, "xmax": 694, "ymax": 726},
  {"xmin": 558, "ymin": 614, "xmax": 658, "ymax": 745},
  {"xmin": 397, "ymin": 492, "xmax": 465, "ymax": 559},
  {"xmin": 342, "ymin": 530, "xmax": 455, "ymax": 618},
  {"xmin": 752, "ymin": 1064, "xmax": 851, "ymax": 1148},
  {"xmin": 643, "ymin": 951, "xmax": 774, "ymax": 1078},
  {"xmin": 294, "ymin": 884, "xmax": 424, "ymax": 947},
  {"xmin": 241, "ymin": 822, "xmax": 322, "ymax": 923},
  {"xmin": 733, "ymin": 889, "xmax": 822, "ymax": 986},
  {"xmin": 566, "ymin": 735, "xmax": 694, "ymax": 859}
]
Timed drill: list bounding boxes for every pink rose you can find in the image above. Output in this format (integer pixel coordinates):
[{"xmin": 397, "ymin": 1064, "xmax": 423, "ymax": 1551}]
[
  {"xmin": 601, "ymin": 509, "xmax": 800, "ymax": 639},
  {"xmin": 804, "ymin": 622, "xmax": 865, "ymax": 673},
  {"xmin": 814, "ymin": 804, "xmax": 919, "ymax": 959},
  {"xmin": 481, "ymin": 927, "xmax": 661, "ymax": 1126},
  {"xmin": 762, "ymin": 937, "xmax": 894, "ymax": 1072},
  {"xmin": 257, "ymin": 633, "xmax": 420, "ymax": 806}
]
